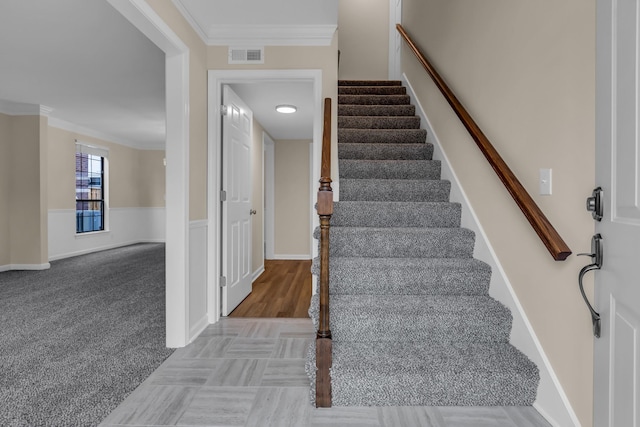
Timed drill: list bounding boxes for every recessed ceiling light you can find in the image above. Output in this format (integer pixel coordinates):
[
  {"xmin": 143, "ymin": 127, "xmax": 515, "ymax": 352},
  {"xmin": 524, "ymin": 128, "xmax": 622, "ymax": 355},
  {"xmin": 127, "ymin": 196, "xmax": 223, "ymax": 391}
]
[{"xmin": 275, "ymin": 104, "xmax": 297, "ymax": 114}]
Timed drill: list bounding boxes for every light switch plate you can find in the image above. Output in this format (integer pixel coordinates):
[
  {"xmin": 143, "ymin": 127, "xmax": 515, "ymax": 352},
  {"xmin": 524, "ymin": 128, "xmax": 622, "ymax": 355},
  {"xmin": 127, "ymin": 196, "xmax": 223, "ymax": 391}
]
[{"xmin": 539, "ymin": 168, "xmax": 552, "ymax": 195}]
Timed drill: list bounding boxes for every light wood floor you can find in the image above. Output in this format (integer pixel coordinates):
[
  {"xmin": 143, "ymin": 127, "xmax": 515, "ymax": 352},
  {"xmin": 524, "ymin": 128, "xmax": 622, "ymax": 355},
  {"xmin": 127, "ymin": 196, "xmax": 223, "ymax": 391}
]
[
  {"xmin": 100, "ymin": 318, "xmax": 552, "ymax": 427},
  {"xmin": 230, "ymin": 260, "xmax": 312, "ymax": 318}
]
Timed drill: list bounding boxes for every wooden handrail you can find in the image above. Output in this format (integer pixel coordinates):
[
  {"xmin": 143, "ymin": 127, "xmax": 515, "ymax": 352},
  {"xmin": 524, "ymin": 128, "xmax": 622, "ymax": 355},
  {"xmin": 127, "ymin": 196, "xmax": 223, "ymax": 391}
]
[
  {"xmin": 397, "ymin": 24, "xmax": 571, "ymax": 261},
  {"xmin": 316, "ymin": 97, "xmax": 333, "ymax": 407}
]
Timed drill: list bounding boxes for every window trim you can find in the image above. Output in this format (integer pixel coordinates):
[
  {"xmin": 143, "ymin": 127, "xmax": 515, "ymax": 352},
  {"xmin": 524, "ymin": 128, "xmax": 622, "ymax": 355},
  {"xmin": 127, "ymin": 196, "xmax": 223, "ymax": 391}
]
[{"xmin": 75, "ymin": 142, "xmax": 109, "ymax": 235}]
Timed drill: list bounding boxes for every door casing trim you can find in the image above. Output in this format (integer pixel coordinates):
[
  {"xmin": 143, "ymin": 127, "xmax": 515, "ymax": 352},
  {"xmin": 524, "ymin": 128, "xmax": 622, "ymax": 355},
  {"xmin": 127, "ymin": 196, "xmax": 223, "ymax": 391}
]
[{"xmin": 207, "ymin": 69, "xmax": 323, "ymax": 323}]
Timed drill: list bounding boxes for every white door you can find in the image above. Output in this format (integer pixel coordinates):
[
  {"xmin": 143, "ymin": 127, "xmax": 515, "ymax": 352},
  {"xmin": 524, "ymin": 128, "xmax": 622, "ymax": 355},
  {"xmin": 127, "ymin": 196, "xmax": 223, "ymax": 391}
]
[
  {"xmin": 594, "ymin": 0, "xmax": 640, "ymax": 425},
  {"xmin": 221, "ymin": 85, "xmax": 253, "ymax": 316}
]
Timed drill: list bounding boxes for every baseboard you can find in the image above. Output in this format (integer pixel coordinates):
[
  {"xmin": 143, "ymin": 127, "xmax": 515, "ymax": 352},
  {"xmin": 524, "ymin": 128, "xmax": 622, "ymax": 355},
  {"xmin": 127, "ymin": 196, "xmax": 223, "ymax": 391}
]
[
  {"xmin": 252, "ymin": 266, "xmax": 265, "ymax": 282},
  {"xmin": 0, "ymin": 263, "xmax": 51, "ymax": 272},
  {"xmin": 48, "ymin": 240, "xmax": 163, "ymax": 261},
  {"xmin": 188, "ymin": 314, "xmax": 209, "ymax": 345},
  {"xmin": 403, "ymin": 74, "xmax": 580, "ymax": 427},
  {"xmin": 270, "ymin": 254, "xmax": 311, "ymax": 260}
]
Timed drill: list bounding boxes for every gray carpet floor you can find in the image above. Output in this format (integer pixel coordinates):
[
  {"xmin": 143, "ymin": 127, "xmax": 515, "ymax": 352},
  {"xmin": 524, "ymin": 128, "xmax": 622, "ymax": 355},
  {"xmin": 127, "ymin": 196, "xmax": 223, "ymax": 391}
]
[{"xmin": 0, "ymin": 243, "xmax": 173, "ymax": 427}]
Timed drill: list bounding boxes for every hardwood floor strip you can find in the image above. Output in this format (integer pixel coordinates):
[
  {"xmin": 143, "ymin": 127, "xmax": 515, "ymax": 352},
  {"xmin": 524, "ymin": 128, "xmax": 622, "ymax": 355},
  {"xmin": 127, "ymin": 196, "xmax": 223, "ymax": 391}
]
[{"xmin": 230, "ymin": 260, "xmax": 312, "ymax": 318}]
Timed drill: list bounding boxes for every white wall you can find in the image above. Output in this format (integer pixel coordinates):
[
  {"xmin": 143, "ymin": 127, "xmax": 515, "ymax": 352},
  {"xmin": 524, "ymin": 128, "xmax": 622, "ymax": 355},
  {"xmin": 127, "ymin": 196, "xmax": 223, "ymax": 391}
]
[
  {"xmin": 189, "ymin": 220, "xmax": 208, "ymax": 340},
  {"xmin": 48, "ymin": 208, "xmax": 165, "ymax": 260}
]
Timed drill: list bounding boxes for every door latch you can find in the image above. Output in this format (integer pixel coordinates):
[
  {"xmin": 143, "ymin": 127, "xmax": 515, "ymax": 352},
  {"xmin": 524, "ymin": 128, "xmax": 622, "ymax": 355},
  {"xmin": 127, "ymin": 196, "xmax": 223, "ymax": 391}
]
[
  {"xmin": 586, "ymin": 187, "xmax": 603, "ymax": 221},
  {"xmin": 577, "ymin": 234, "xmax": 603, "ymax": 338}
]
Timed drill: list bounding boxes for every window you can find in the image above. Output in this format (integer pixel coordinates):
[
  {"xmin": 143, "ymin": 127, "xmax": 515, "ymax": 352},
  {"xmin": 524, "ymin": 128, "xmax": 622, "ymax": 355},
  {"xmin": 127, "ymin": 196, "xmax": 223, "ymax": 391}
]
[{"xmin": 75, "ymin": 143, "xmax": 108, "ymax": 233}]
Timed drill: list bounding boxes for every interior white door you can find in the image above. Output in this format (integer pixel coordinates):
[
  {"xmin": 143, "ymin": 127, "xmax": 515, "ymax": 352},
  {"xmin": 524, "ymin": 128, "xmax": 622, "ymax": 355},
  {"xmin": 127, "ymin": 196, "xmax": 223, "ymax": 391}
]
[
  {"xmin": 594, "ymin": 0, "xmax": 640, "ymax": 425},
  {"xmin": 221, "ymin": 85, "xmax": 253, "ymax": 316}
]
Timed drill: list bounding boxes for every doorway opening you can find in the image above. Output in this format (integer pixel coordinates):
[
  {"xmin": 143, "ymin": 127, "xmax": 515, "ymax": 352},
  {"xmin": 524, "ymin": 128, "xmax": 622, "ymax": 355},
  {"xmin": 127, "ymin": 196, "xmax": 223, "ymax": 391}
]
[{"xmin": 207, "ymin": 70, "xmax": 323, "ymax": 323}]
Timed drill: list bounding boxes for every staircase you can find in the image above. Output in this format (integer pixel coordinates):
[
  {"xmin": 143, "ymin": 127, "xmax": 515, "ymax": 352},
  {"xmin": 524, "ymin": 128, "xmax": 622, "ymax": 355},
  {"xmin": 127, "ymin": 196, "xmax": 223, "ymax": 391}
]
[{"xmin": 307, "ymin": 80, "xmax": 539, "ymax": 406}]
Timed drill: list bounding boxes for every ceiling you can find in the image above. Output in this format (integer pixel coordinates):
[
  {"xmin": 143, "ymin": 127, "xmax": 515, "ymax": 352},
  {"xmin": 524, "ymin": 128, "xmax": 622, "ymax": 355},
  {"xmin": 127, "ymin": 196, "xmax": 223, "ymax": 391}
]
[
  {"xmin": 0, "ymin": 0, "xmax": 318, "ymax": 150},
  {"xmin": 230, "ymin": 82, "xmax": 313, "ymax": 140}
]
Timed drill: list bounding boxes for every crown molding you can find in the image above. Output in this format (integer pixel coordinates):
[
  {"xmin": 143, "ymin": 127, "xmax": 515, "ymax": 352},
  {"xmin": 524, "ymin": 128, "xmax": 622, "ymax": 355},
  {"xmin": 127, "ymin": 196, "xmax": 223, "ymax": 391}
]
[
  {"xmin": 0, "ymin": 99, "xmax": 51, "ymax": 116},
  {"xmin": 171, "ymin": 0, "xmax": 208, "ymax": 43},
  {"xmin": 48, "ymin": 117, "xmax": 164, "ymax": 151},
  {"xmin": 40, "ymin": 105, "xmax": 54, "ymax": 116},
  {"xmin": 206, "ymin": 24, "xmax": 337, "ymax": 46},
  {"xmin": 170, "ymin": 1, "xmax": 336, "ymax": 46}
]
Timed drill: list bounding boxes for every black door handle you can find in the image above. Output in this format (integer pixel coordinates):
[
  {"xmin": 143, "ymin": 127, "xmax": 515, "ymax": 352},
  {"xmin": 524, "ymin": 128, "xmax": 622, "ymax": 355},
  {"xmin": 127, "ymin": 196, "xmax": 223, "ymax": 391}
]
[{"xmin": 577, "ymin": 234, "xmax": 603, "ymax": 338}]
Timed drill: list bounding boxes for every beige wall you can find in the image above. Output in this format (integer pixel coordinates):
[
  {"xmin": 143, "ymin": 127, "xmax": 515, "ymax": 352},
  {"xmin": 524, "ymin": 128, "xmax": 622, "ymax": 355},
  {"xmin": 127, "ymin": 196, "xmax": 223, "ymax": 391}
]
[
  {"xmin": 274, "ymin": 140, "xmax": 311, "ymax": 257},
  {"xmin": 251, "ymin": 119, "xmax": 265, "ymax": 274},
  {"xmin": 147, "ymin": 0, "xmax": 208, "ymax": 221},
  {"xmin": 47, "ymin": 126, "xmax": 165, "ymax": 210},
  {"xmin": 138, "ymin": 151, "xmax": 166, "ymax": 207},
  {"xmin": 206, "ymin": 36, "xmax": 339, "ymax": 185},
  {"xmin": 0, "ymin": 113, "xmax": 11, "ymax": 266},
  {"xmin": 338, "ymin": 0, "xmax": 389, "ymax": 80},
  {"xmin": 152, "ymin": 11, "xmax": 338, "ymax": 223},
  {"xmin": 3, "ymin": 115, "xmax": 48, "ymax": 266},
  {"xmin": 401, "ymin": 1, "xmax": 595, "ymax": 425},
  {"xmin": 0, "ymin": 114, "xmax": 165, "ymax": 268}
]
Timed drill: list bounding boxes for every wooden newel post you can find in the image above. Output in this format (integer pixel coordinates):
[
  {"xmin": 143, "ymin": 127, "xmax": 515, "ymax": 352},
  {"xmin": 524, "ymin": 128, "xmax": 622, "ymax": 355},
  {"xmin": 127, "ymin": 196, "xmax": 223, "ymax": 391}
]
[{"xmin": 316, "ymin": 98, "xmax": 333, "ymax": 407}]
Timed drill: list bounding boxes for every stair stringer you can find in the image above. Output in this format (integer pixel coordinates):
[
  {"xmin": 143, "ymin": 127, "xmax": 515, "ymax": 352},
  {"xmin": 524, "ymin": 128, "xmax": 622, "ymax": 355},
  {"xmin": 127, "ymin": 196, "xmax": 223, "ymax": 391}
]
[{"xmin": 402, "ymin": 74, "xmax": 581, "ymax": 427}]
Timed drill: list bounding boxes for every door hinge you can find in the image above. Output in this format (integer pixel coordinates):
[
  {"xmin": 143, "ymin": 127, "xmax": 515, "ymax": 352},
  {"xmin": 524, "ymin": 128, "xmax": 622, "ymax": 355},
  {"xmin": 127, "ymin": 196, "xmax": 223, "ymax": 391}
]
[
  {"xmin": 220, "ymin": 190, "xmax": 227, "ymax": 201},
  {"xmin": 220, "ymin": 105, "xmax": 228, "ymax": 116},
  {"xmin": 220, "ymin": 276, "xmax": 227, "ymax": 288}
]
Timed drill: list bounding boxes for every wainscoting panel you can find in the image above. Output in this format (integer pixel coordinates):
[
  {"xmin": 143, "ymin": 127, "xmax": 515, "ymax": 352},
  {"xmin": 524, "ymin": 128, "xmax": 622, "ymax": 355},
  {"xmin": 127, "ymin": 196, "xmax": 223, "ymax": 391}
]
[
  {"xmin": 48, "ymin": 207, "xmax": 165, "ymax": 261},
  {"xmin": 188, "ymin": 220, "xmax": 208, "ymax": 342}
]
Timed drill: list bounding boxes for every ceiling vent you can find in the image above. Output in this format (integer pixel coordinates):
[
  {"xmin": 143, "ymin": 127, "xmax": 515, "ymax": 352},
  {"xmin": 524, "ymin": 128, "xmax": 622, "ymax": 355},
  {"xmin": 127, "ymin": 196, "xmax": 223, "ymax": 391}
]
[{"xmin": 228, "ymin": 47, "xmax": 264, "ymax": 64}]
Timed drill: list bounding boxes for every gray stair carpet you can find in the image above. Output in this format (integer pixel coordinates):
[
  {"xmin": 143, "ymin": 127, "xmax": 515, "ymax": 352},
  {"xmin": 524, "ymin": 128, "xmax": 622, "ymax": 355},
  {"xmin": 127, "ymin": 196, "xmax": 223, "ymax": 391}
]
[{"xmin": 306, "ymin": 80, "xmax": 539, "ymax": 407}]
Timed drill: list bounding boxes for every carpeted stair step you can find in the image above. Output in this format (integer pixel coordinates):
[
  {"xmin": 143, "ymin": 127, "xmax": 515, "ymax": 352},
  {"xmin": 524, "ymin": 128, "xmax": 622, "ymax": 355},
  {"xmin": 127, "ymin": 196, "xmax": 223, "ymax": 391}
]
[
  {"xmin": 311, "ymin": 257, "xmax": 491, "ymax": 296},
  {"xmin": 331, "ymin": 201, "xmax": 461, "ymax": 228},
  {"xmin": 339, "ymin": 80, "xmax": 402, "ymax": 86},
  {"xmin": 307, "ymin": 79, "xmax": 540, "ymax": 408},
  {"xmin": 309, "ymin": 294, "xmax": 512, "ymax": 343},
  {"xmin": 338, "ymin": 86, "xmax": 407, "ymax": 95},
  {"xmin": 339, "ymin": 128, "xmax": 427, "ymax": 144},
  {"xmin": 338, "ymin": 159, "xmax": 440, "ymax": 180},
  {"xmin": 338, "ymin": 104, "xmax": 416, "ymax": 116},
  {"xmin": 338, "ymin": 143, "xmax": 433, "ymax": 160},
  {"xmin": 327, "ymin": 341, "xmax": 539, "ymax": 406},
  {"xmin": 338, "ymin": 94, "xmax": 410, "ymax": 105},
  {"xmin": 338, "ymin": 116, "xmax": 420, "ymax": 129},
  {"xmin": 319, "ymin": 226, "xmax": 475, "ymax": 258},
  {"xmin": 340, "ymin": 178, "xmax": 451, "ymax": 202}
]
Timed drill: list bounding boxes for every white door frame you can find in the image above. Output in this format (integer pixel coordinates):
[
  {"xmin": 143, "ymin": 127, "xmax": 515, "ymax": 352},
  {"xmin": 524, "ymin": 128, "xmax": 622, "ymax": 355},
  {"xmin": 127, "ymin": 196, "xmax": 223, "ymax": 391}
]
[
  {"xmin": 108, "ymin": 0, "xmax": 190, "ymax": 348},
  {"xmin": 207, "ymin": 69, "xmax": 323, "ymax": 323},
  {"xmin": 263, "ymin": 132, "xmax": 275, "ymax": 260}
]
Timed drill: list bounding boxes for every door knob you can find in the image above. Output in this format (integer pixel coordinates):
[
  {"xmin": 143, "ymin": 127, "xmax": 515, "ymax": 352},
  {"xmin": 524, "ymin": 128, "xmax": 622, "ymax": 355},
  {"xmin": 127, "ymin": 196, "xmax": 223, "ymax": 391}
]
[
  {"xmin": 250, "ymin": 209, "xmax": 257, "ymax": 215},
  {"xmin": 586, "ymin": 187, "xmax": 603, "ymax": 221}
]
